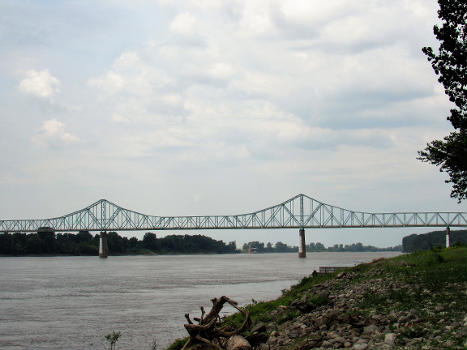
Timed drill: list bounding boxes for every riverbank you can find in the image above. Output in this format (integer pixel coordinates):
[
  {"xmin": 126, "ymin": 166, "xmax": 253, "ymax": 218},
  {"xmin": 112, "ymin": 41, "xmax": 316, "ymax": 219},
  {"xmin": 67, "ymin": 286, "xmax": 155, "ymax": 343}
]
[{"xmin": 167, "ymin": 247, "xmax": 466, "ymax": 349}]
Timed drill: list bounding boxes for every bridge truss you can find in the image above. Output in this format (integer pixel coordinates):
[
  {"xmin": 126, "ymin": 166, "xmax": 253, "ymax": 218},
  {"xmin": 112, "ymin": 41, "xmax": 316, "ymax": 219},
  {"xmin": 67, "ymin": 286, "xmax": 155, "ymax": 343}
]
[{"xmin": 1, "ymin": 194, "xmax": 466, "ymax": 233}]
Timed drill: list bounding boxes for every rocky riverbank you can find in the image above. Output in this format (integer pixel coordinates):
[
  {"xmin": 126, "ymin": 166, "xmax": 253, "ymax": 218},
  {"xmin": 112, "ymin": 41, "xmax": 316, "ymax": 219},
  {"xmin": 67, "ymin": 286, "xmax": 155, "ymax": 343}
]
[{"xmin": 167, "ymin": 247, "xmax": 466, "ymax": 350}]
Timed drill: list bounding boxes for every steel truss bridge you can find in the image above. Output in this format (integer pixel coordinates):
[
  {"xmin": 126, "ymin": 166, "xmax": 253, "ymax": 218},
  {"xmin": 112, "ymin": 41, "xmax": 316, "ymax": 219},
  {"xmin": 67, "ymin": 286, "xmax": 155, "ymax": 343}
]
[{"xmin": 1, "ymin": 194, "xmax": 466, "ymax": 233}]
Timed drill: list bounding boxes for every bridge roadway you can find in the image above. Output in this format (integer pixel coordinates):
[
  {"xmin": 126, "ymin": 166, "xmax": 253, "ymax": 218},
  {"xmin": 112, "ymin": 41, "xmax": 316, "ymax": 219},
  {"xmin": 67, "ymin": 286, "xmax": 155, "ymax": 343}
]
[{"xmin": 1, "ymin": 194, "xmax": 466, "ymax": 257}]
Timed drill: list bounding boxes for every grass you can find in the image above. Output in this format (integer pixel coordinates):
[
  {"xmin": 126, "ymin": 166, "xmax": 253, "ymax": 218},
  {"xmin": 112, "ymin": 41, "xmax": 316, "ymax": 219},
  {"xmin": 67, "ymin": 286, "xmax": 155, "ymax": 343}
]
[
  {"xmin": 223, "ymin": 273, "xmax": 335, "ymax": 330},
  {"xmin": 166, "ymin": 337, "xmax": 188, "ymax": 350},
  {"xmin": 357, "ymin": 247, "xmax": 466, "ymax": 309}
]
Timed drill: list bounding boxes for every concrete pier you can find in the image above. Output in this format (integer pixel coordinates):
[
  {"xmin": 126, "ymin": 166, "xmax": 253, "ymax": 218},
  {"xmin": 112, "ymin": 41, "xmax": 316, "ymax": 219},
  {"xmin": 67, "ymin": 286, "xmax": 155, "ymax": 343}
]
[
  {"xmin": 99, "ymin": 231, "xmax": 109, "ymax": 258},
  {"xmin": 446, "ymin": 227, "xmax": 450, "ymax": 248},
  {"xmin": 298, "ymin": 228, "xmax": 306, "ymax": 258}
]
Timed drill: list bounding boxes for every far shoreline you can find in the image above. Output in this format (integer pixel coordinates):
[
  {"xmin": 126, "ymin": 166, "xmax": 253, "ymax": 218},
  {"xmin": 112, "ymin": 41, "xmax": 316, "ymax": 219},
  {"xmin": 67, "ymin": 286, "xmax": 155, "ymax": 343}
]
[{"xmin": 0, "ymin": 250, "xmax": 402, "ymax": 258}]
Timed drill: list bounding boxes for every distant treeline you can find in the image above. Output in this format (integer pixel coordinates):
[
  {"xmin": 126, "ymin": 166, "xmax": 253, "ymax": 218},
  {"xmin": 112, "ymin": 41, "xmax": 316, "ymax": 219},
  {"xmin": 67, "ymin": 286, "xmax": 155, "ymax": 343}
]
[
  {"xmin": 402, "ymin": 229, "xmax": 467, "ymax": 253},
  {"xmin": 0, "ymin": 230, "xmax": 237, "ymax": 256},
  {"xmin": 241, "ymin": 241, "xmax": 401, "ymax": 253}
]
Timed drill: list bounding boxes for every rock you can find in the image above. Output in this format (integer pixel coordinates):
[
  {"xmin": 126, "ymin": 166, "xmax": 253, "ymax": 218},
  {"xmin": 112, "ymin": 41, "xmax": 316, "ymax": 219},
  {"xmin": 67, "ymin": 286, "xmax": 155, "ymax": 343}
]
[
  {"xmin": 316, "ymin": 316, "xmax": 328, "ymax": 327},
  {"xmin": 226, "ymin": 335, "xmax": 251, "ymax": 350},
  {"xmin": 291, "ymin": 298, "xmax": 316, "ymax": 313},
  {"xmin": 444, "ymin": 340, "xmax": 454, "ymax": 347},
  {"xmin": 384, "ymin": 333, "xmax": 396, "ymax": 346},
  {"xmin": 325, "ymin": 310, "xmax": 339, "ymax": 321},
  {"xmin": 250, "ymin": 322, "xmax": 267, "ymax": 334},
  {"xmin": 352, "ymin": 341, "xmax": 368, "ymax": 350},
  {"xmin": 363, "ymin": 324, "xmax": 378, "ymax": 334},
  {"xmin": 307, "ymin": 339, "xmax": 319, "ymax": 348},
  {"xmin": 287, "ymin": 329, "xmax": 301, "ymax": 339},
  {"xmin": 330, "ymin": 335, "xmax": 346, "ymax": 345},
  {"xmin": 245, "ymin": 332, "xmax": 268, "ymax": 346}
]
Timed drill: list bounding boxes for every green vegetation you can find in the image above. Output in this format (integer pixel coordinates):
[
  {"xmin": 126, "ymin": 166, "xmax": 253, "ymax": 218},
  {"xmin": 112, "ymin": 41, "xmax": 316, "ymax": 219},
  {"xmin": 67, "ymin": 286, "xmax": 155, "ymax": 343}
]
[
  {"xmin": 104, "ymin": 330, "xmax": 121, "ymax": 350},
  {"xmin": 0, "ymin": 230, "xmax": 238, "ymax": 256},
  {"xmin": 351, "ymin": 248, "xmax": 467, "ymax": 349},
  {"xmin": 242, "ymin": 240, "xmax": 401, "ymax": 253},
  {"xmin": 418, "ymin": 0, "xmax": 466, "ymax": 202},
  {"xmin": 221, "ymin": 273, "xmax": 335, "ymax": 330},
  {"xmin": 166, "ymin": 338, "xmax": 186, "ymax": 350},
  {"xmin": 402, "ymin": 229, "xmax": 467, "ymax": 252}
]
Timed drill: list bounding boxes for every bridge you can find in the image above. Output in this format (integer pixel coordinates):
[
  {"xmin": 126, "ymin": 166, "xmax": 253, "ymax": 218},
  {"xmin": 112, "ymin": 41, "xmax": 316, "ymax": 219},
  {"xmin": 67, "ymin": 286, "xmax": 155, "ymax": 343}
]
[{"xmin": 1, "ymin": 194, "xmax": 466, "ymax": 258}]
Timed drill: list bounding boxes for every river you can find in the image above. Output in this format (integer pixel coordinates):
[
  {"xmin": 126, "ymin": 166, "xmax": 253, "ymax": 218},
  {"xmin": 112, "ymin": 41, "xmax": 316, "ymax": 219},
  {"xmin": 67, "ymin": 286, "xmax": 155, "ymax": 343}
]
[{"xmin": 0, "ymin": 252, "xmax": 400, "ymax": 349}]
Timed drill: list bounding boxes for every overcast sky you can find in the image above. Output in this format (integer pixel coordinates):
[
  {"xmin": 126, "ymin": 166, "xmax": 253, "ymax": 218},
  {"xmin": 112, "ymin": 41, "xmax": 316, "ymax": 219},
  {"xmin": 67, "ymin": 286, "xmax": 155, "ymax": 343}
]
[{"xmin": 0, "ymin": 0, "xmax": 464, "ymax": 248}]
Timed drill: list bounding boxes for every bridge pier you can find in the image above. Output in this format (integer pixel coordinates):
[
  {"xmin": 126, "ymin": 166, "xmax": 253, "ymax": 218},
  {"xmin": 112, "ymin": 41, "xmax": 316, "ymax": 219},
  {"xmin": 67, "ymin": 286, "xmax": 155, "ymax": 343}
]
[
  {"xmin": 298, "ymin": 228, "xmax": 306, "ymax": 258},
  {"xmin": 99, "ymin": 231, "xmax": 109, "ymax": 258},
  {"xmin": 446, "ymin": 227, "xmax": 450, "ymax": 248}
]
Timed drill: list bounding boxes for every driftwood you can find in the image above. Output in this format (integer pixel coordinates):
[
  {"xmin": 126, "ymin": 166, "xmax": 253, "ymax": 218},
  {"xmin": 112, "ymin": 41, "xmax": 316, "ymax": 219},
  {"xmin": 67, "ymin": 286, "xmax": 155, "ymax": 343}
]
[{"xmin": 181, "ymin": 296, "xmax": 250, "ymax": 350}]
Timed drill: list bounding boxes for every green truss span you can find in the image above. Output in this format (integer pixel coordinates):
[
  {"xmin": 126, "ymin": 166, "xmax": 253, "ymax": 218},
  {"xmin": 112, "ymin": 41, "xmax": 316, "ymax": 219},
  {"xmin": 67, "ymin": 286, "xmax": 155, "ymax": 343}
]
[{"xmin": 1, "ymin": 194, "xmax": 466, "ymax": 232}]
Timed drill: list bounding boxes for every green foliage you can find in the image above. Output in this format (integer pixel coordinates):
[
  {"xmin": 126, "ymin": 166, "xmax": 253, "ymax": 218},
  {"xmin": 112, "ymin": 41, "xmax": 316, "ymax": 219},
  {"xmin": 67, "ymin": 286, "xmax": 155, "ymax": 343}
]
[
  {"xmin": 158, "ymin": 234, "xmax": 237, "ymax": 254},
  {"xmin": 324, "ymin": 242, "xmax": 401, "ymax": 252},
  {"xmin": 242, "ymin": 241, "xmax": 297, "ymax": 253},
  {"xmin": 418, "ymin": 0, "xmax": 467, "ymax": 201},
  {"xmin": 104, "ymin": 330, "xmax": 121, "ymax": 350},
  {"xmin": 142, "ymin": 232, "xmax": 158, "ymax": 251},
  {"xmin": 402, "ymin": 229, "xmax": 467, "ymax": 252},
  {"xmin": 241, "ymin": 240, "xmax": 401, "ymax": 253},
  {"xmin": 0, "ymin": 231, "xmax": 239, "ymax": 256}
]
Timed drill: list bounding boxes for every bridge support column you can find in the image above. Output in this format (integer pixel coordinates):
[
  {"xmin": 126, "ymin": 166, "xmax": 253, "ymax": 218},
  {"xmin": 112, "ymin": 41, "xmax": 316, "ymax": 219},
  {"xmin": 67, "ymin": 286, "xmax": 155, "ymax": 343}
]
[
  {"xmin": 99, "ymin": 231, "xmax": 108, "ymax": 258},
  {"xmin": 446, "ymin": 227, "xmax": 450, "ymax": 248},
  {"xmin": 298, "ymin": 228, "xmax": 306, "ymax": 258}
]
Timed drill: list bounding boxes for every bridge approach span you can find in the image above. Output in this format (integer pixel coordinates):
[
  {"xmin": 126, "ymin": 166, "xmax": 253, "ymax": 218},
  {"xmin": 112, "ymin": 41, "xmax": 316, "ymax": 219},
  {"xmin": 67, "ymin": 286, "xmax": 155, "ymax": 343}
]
[{"xmin": 1, "ymin": 194, "xmax": 466, "ymax": 233}]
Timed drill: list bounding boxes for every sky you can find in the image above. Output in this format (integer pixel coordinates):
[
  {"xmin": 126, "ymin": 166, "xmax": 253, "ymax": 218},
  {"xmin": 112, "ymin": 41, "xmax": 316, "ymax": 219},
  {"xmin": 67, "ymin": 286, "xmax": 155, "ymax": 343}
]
[{"xmin": 0, "ymin": 0, "xmax": 464, "ymax": 248}]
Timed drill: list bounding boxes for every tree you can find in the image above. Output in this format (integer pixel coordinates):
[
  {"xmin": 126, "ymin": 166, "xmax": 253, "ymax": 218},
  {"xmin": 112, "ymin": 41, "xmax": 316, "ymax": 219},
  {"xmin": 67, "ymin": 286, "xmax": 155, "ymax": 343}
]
[
  {"xmin": 142, "ymin": 232, "xmax": 158, "ymax": 251},
  {"xmin": 418, "ymin": 0, "xmax": 467, "ymax": 202}
]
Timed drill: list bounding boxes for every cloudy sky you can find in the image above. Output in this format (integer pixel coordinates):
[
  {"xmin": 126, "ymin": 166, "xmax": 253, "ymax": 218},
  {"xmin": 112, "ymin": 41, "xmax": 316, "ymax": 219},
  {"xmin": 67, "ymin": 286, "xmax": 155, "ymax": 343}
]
[{"xmin": 0, "ymin": 0, "xmax": 463, "ymax": 247}]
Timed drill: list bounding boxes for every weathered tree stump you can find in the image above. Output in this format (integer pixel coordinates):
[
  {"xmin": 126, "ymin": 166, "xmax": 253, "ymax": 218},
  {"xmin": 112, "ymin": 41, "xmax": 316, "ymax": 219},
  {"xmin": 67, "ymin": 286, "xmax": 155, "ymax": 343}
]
[{"xmin": 181, "ymin": 296, "xmax": 250, "ymax": 350}]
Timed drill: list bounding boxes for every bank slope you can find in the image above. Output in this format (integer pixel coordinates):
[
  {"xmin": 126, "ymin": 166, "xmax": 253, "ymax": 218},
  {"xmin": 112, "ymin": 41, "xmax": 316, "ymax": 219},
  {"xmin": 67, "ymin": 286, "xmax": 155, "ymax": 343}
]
[{"xmin": 167, "ymin": 247, "xmax": 467, "ymax": 350}]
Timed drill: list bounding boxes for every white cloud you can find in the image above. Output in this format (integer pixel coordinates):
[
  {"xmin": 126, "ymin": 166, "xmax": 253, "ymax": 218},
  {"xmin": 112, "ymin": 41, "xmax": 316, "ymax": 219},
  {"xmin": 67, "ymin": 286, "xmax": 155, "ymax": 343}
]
[
  {"xmin": 88, "ymin": 71, "xmax": 125, "ymax": 96},
  {"xmin": 18, "ymin": 69, "xmax": 60, "ymax": 99},
  {"xmin": 87, "ymin": 0, "xmax": 446, "ymax": 167},
  {"xmin": 238, "ymin": 2, "xmax": 273, "ymax": 37},
  {"xmin": 36, "ymin": 119, "xmax": 79, "ymax": 147},
  {"xmin": 168, "ymin": 11, "xmax": 206, "ymax": 45},
  {"xmin": 111, "ymin": 114, "xmax": 130, "ymax": 123},
  {"xmin": 207, "ymin": 63, "xmax": 234, "ymax": 80},
  {"xmin": 169, "ymin": 12, "xmax": 196, "ymax": 36}
]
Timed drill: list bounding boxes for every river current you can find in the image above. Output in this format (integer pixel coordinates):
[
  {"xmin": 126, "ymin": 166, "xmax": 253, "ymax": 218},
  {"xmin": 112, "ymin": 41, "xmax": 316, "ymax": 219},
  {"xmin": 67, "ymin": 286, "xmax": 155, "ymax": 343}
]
[{"xmin": 0, "ymin": 252, "xmax": 400, "ymax": 349}]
